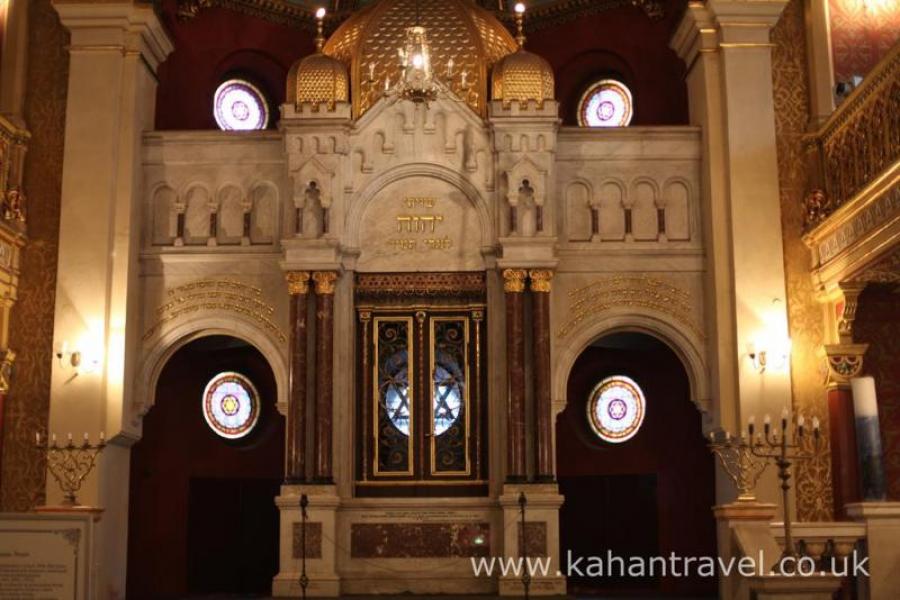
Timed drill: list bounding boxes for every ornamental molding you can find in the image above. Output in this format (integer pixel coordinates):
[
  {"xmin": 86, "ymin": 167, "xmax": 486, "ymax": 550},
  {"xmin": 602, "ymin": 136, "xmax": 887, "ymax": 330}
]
[
  {"xmin": 355, "ymin": 272, "xmax": 486, "ymax": 300},
  {"xmin": 174, "ymin": 0, "xmax": 663, "ymax": 32},
  {"xmin": 143, "ymin": 278, "xmax": 286, "ymax": 343},
  {"xmin": 556, "ymin": 275, "xmax": 702, "ymax": 340},
  {"xmin": 822, "ymin": 343, "xmax": 869, "ymax": 390}
]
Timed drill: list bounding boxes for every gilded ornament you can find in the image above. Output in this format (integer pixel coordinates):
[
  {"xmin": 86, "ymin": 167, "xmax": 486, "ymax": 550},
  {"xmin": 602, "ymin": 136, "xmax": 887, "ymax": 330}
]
[
  {"xmin": 313, "ymin": 271, "xmax": 338, "ymax": 295},
  {"xmin": 286, "ymin": 9, "xmax": 349, "ymax": 111},
  {"xmin": 322, "ymin": 0, "xmax": 517, "ymax": 118},
  {"xmin": 528, "ymin": 269, "xmax": 553, "ymax": 293},
  {"xmin": 0, "ymin": 348, "xmax": 15, "ymax": 394},
  {"xmin": 502, "ymin": 269, "xmax": 527, "ymax": 293},
  {"xmin": 285, "ymin": 271, "xmax": 311, "ymax": 295},
  {"xmin": 823, "ymin": 343, "xmax": 869, "ymax": 389},
  {"xmin": 490, "ymin": 5, "xmax": 555, "ymax": 109}
]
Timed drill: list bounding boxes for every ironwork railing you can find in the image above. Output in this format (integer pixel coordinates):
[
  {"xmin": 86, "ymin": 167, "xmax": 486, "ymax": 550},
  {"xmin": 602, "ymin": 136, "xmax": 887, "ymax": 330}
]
[{"xmin": 803, "ymin": 40, "xmax": 900, "ymax": 230}]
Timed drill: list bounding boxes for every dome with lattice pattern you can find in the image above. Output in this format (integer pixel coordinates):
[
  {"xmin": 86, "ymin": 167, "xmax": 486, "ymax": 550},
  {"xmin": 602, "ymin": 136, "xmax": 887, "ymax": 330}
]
[{"xmin": 323, "ymin": 0, "xmax": 519, "ymax": 118}]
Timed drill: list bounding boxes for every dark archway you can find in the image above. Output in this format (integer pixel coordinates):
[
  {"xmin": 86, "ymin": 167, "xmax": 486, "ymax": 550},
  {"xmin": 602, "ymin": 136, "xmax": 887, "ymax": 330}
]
[
  {"xmin": 127, "ymin": 335, "xmax": 284, "ymax": 598},
  {"xmin": 557, "ymin": 331, "xmax": 716, "ymax": 597}
]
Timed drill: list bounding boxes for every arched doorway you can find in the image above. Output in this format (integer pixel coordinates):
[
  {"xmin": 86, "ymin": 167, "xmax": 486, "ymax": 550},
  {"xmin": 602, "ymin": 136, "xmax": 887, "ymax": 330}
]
[
  {"xmin": 557, "ymin": 331, "xmax": 716, "ymax": 597},
  {"xmin": 127, "ymin": 335, "xmax": 284, "ymax": 598}
]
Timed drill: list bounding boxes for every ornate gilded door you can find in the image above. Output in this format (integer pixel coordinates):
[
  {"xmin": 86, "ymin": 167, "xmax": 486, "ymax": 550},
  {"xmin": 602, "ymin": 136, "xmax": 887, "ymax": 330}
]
[{"xmin": 355, "ymin": 274, "xmax": 487, "ymax": 495}]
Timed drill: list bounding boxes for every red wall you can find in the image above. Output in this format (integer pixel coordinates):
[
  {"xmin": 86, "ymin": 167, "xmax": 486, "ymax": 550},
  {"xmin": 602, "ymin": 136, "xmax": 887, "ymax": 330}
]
[
  {"xmin": 828, "ymin": 0, "xmax": 900, "ymax": 83},
  {"xmin": 853, "ymin": 284, "xmax": 900, "ymax": 500},
  {"xmin": 153, "ymin": 3, "xmax": 688, "ymax": 129},
  {"xmin": 126, "ymin": 336, "xmax": 285, "ymax": 598},
  {"xmin": 154, "ymin": 0, "xmax": 315, "ymax": 130},
  {"xmin": 558, "ymin": 337, "xmax": 716, "ymax": 596},
  {"xmin": 528, "ymin": 6, "xmax": 689, "ymax": 126}
]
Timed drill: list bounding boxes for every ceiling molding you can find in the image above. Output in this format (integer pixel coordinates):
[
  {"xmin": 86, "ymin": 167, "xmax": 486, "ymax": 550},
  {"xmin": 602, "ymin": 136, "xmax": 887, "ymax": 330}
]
[{"xmin": 171, "ymin": 0, "xmax": 667, "ymax": 33}]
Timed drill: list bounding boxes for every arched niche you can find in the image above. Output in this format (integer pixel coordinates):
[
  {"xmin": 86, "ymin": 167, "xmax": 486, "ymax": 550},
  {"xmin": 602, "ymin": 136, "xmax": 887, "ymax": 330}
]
[
  {"xmin": 352, "ymin": 171, "xmax": 488, "ymax": 272},
  {"xmin": 135, "ymin": 315, "xmax": 289, "ymax": 427},
  {"xmin": 553, "ymin": 309, "xmax": 710, "ymax": 421}
]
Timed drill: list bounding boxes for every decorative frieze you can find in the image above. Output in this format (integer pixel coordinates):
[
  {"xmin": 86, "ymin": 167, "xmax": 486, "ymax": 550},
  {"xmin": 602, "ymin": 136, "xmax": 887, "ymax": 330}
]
[{"xmin": 349, "ymin": 522, "xmax": 490, "ymax": 559}]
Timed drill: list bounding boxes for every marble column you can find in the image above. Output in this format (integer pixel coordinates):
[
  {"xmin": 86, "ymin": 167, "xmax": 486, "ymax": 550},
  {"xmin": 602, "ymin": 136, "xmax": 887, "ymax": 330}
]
[
  {"xmin": 503, "ymin": 269, "xmax": 527, "ymax": 482},
  {"xmin": 824, "ymin": 343, "xmax": 868, "ymax": 517},
  {"xmin": 530, "ymin": 270, "xmax": 554, "ymax": 482},
  {"xmin": 313, "ymin": 271, "xmax": 338, "ymax": 483},
  {"xmin": 285, "ymin": 272, "xmax": 310, "ymax": 483}
]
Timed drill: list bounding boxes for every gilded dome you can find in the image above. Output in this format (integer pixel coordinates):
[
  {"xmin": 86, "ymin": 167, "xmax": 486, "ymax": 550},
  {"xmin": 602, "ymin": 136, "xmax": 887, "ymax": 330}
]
[
  {"xmin": 491, "ymin": 48, "xmax": 554, "ymax": 108},
  {"xmin": 323, "ymin": 0, "xmax": 518, "ymax": 118},
  {"xmin": 491, "ymin": 9, "xmax": 554, "ymax": 109},
  {"xmin": 287, "ymin": 19, "xmax": 349, "ymax": 111}
]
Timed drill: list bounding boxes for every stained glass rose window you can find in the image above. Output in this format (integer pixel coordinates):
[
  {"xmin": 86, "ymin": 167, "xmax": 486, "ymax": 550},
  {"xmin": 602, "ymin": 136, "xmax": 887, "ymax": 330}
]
[
  {"xmin": 213, "ymin": 79, "xmax": 269, "ymax": 131},
  {"xmin": 202, "ymin": 372, "xmax": 261, "ymax": 439},
  {"xmin": 587, "ymin": 375, "xmax": 646, "ymax": 443},
  {"xmin": 577, "ymin": 79, "xmax": 633, "ymax": 128}
]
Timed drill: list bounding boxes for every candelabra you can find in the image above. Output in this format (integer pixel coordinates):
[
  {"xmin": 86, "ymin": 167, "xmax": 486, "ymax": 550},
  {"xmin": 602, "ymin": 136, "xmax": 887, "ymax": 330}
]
[
  {"xmin": 35, "ymin": 432, "xmax": 106, "ymax": 507},
  {"xmin": 707, "ymin": 431, "xmax": 770, "ymax": 503},
  {"xmin": 747, "ymin": 411, "xmax": 821, "ymax": 573}
]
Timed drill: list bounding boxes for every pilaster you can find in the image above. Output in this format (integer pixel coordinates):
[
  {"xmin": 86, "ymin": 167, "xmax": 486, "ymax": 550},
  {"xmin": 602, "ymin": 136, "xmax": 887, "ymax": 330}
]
[
  {"xmin": 285, "ymin": 271, "xmax": 311, "ymax": 483},
  {"xmin": 47, "ymin": 2, "xmax": 172, "ymax": 596},
  {"xmin": 502, "ymin": 268, "xmax": 527, "ymax": 483},
  {"xmin": 672, "ymin": 0, "xmax": 791, "ymax": 508}
]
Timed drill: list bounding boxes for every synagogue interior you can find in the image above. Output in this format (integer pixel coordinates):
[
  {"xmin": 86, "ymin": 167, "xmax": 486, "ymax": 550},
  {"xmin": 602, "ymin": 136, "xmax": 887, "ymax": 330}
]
[{"xmin": 0, "ymin": 0, "xmax": 898, "ymax": 598}]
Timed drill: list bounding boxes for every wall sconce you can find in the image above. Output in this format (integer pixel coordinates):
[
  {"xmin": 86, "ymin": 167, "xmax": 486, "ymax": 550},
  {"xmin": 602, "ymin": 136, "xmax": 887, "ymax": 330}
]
[
  {"xmin": 56, "ymin": 341, "xmax": 101, "ymax": 375},
  {"xmin": 747, "ymin": 337, "xmax": 792, "ymax": 374}
]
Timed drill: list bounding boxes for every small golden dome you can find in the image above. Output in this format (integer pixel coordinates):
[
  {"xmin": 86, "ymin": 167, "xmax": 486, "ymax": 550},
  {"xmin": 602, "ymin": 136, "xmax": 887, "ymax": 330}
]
[
  {"xmin": 492, "ymin": 48, "xmax": 554, "ymax": 108},
  {"xmin": 323, "ymin": 0, "xmax": 518, "ymax": 118},
  {"xmin": 491, "ymin": 7, "xmax": 554, "ymax": 108},
  {"xmin": 287, "ymin": 14, "xmax": 349, "ymax": 111}
]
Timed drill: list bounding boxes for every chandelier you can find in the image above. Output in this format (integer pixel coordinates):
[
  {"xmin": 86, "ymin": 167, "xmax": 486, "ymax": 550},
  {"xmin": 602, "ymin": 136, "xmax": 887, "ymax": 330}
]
[{"xmin": 397, "ymin": 24, "xmax": 438, "ymax": 104}]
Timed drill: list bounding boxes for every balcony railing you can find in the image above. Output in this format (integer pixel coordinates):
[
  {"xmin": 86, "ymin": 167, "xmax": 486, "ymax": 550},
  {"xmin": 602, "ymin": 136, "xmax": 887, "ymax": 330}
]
[{"xmin": 803, "ymin": 40, "xmax": 900, "ymax": 230}]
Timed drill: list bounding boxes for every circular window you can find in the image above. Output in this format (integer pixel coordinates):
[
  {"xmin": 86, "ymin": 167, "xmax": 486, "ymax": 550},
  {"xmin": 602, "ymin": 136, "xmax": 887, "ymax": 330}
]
[
  {"xmin": 577, "ymin": 79, "xmax": 633, "ymax": 128},
  {"xmin": 213, "ymin": 79, "xmax": 269, "ymax": 131},
  {"xmin": 587, "ymin": 375, "xmax": 646, "ymax": 443},
  {"xmin": 202, "ymin": 372, "xmax": 261, "ymax": 439}
]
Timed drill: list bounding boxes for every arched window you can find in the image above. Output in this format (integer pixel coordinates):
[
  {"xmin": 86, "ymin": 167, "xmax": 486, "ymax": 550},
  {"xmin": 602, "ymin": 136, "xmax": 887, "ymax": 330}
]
[
  {"xmin": 202, "ymin": 371, "xmax": 261, "ymax": 439},
  {"xmin": 577, "ymin": 79, "xmax": 634, "ymax": 128},
  {"xmin": 587, "ymin": 375, "xmax": 646, "ymax": 443},
  {"xmin": 213, "ymin": 78, "xmax": 270, "ymax": 131}
]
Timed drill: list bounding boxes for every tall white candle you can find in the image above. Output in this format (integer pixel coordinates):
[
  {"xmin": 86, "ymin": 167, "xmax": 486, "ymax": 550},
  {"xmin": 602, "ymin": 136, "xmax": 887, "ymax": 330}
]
[{"xmin": 851, "ymin": 376, "xmax": 879, "ymax": 418}]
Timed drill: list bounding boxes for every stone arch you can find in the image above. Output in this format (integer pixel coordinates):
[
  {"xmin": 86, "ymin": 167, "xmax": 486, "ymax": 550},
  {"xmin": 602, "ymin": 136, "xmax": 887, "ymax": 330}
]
[
  {"xmin": 345, "ymin": 162, "xmax": 494, "ymax": 251},
  {"xmin": 135, "ymin": 315, "xmax": 289, "ymax": 427},
  {"xmin": 553, "ymin": 308, "xmax": 710, "ymax": 420}
]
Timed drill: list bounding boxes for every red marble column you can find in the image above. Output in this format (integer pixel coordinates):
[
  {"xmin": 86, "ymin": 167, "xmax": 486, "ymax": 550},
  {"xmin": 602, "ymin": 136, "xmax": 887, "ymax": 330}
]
[
  {"xmin": 313, "ymin": 271, "xmax": 338, "ymax": 483},
  {"xmin": 530, "ymin": 270, "xmax": 554, "ymax": 482},
  {"xmin": 503, "ymin": 269, "xmax": 527, "ymax": 483},
  {"xmin": 285, "ymin": 272, "xmax": 310, "ymax": 483},
  {"xmin": 829, "ymin": 386, "xmax": 861, "ymax": 518}
]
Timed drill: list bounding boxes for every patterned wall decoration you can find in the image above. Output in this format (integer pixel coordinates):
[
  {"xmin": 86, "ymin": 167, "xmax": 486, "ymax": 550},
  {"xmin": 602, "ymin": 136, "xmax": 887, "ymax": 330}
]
[
  {"xmin": 0, "ymin": 0, "xmax": 69, "ymax": 511},
  {"xmin": 771, "ymin": 0, "xmax": 834, "ymax": 521},
  {"xmin": 556, "ymin": 275, "xmax": 702, "ymax": 341},
  {"xmin": 828, "ymin": 0, "xmax": 900, "ymax": 84},
  {"xmin": 853, "ymin": 285, "xmax": 900, "ymax": 500}
]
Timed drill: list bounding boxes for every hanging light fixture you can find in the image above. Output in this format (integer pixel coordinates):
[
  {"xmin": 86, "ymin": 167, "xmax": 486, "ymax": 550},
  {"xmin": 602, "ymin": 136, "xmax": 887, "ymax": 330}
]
[{"xmin": 392, "ymin": 0, "xmax": 440, "ymax": 105}]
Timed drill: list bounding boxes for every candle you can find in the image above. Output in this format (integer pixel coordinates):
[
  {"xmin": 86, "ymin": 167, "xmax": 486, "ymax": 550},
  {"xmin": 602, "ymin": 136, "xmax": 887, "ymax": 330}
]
[
  {"xmin": 461, "ymin": 70, "xmax": 468, "ymax": 87},
  {"xmin": 812, "ymin": 417, "xmax": 820, "ymax": 431},
  {"xmin": 851, "ymin": 377, "xmax": 879, "ymax": 418},
  {"xmin": 368, "ymin": 63, "xmax": 375, "ymax": 80},
  {"xmin": 797, "ymin": 415, "xmax": 805, "ymax": 428},
  {"xmin": 67, "ymin": 432, "xmax": 73, "ymax": 442},
  {"xmin": 447, "ymin": 58, "xmax": 454, "ymax": 77},
  {"xmin": 100, "ymin": 431, "xmax": 105, "ymax": 442},
  {"xmin": 83, "ymin": 432, "xmax": 89, "ymax": 442},
  {"xmin": 51, "ymin": 433, "xmax": 57, "ymax": 444},
  {"xmin": 36, "ymin": 432, "xmax": 41, "ymax": 445},
  {"xmin": 384, "ymin": 76, "xmax": 390, "ymax": 91}
]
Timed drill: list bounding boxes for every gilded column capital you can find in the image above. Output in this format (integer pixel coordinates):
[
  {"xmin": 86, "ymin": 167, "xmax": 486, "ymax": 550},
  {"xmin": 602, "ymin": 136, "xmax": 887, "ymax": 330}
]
[
  {"xmin": 823, "ymin": 343, "xmax": 869, "ymax": 390},
  {"xmin": 836, "ymin": 281, "xmax": 868, "ymax": 343},
  {"xmin": 502, "ymin": 269, "xmax": 527, "ymax": 293},
  {"xmin": 529, "ymin": 270, "xmax": 554, "ymax": 293},
  {"xmin": 312, "ymin": 271, "xmax": 339, "ymax": 295},
  {"xmin": 285, "ymin": 271, "xmax": 310, "ymax": 295}
]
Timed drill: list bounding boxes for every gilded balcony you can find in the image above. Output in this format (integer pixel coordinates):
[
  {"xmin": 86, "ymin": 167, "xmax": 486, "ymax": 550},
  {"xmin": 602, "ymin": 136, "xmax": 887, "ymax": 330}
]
[{"xmin": 803, "ymin": 40, "xmax": 900, "ymax": 296}]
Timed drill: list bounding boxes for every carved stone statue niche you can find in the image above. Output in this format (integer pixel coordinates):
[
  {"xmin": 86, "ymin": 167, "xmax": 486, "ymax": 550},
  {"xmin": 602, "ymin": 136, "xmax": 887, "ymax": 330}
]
[
  {"xmin": 509, "ymin": 179, "xmax": 538, "ymax": 237},
  {"xmin": 296, "ymin": 180, "xmax": 329, "ymax": 238}
]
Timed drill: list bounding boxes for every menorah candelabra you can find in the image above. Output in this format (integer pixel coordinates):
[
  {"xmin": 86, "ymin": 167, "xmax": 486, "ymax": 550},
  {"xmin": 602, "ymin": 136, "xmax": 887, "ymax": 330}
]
[
  {"xmin": 747, "ymin": 411, "xmax": 820, "ymax": 572},
  {"xmin": 709, "ymin": 410, "xmax": 820, "ymax": 573},
  {"xmin": 707, "ymin": 431, "xmax": 770, "ymax": 503},
  {"xmin": 35, "ymin": 432, "xmax": 106, "ymax": 507}
]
